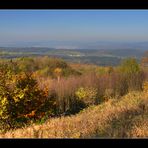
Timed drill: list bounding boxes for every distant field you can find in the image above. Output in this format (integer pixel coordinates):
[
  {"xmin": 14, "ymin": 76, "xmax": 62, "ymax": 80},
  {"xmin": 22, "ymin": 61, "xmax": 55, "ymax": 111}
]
[{"xmin": 0, "ymin": 47, "xmax": 145, "ymax": 66}]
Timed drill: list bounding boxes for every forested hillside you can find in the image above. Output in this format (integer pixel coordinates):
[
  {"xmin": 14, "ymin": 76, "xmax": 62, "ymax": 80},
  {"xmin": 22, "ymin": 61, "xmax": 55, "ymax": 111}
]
[{"xmin": 0, "ymin": 54, "xmax": 147, "ymax": 138}]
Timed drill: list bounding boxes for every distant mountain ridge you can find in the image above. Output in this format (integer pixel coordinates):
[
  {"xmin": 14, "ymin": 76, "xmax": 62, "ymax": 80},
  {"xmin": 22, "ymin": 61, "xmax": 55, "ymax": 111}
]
[{"xmin": 1, "ymin": 41, "xmax": 148, "ymax": 50}]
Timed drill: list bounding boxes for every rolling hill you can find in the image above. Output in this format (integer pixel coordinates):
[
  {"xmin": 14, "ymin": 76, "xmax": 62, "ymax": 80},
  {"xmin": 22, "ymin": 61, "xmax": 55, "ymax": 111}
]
[{"xmin": 0, "ymin": 47, "xmax": 146, "ymax": 66}]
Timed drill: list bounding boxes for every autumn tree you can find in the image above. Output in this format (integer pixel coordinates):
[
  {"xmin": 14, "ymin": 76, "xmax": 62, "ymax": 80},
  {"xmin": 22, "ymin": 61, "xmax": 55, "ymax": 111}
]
[
  {"xmin": 119, "ymin": 58, "xmax": 143, "ymax": 91},
  {"xmin": 141, "ymin": 51, "xmax": 148, "ymax": 67},
  {"xmin": 54, "ymin": 68, "xmax": 62, "ymax": 82},
  {"xmin": 120, "ymin": 58, "xmax": 140, "ymax": 75}
]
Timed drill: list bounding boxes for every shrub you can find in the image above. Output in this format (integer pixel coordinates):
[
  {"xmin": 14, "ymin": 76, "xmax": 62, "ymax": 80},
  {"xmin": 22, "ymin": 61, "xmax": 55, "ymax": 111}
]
[
  {"xmin": 115, "ymin": 74, "xmax": 128, "ymax": 96},
  {"xmin": 48, "ymin": 72, "xmax": 98, "ymax": 114},
  {"xmin": 119, "ymin": 58, "xmax": 140, "ymax": 75},
  {"xmin": 75, "ymin": 87, "xmax": 98, "ymax": 106},
  {"xmin": 96, "ymin": 72, "xmax": 126, "ymax": 98},
  {"xmin": 36, "ymin": 67, "xmax": 50, "ymax": 77},
  {"xmin": 14, "ymin": 73, "xmax": 50, "ymax": 118},
  {"xmin": 127, "ymin": 71, "xmax": 144, "ymax": 91},
  {"xmin": 50, "ymin": 77, "xmax": 81, "ymax": 114},
  {"xmin": 104, "ymin": 88, "xmax": 114, "ymax": 101},
  {"xmin": 118, "ymin": 58, "xmax": 144, "ymax": 93},
  {"xmin": 0, "ymin": 71, "xmax": 56, "ymax": 131},
  {"xmin": 0, "ymin": 64, "xmax": 17, "ymax": 129},
  {"xmin": 18, "ymin": 57, "xmax": 38, "ymax": 73},
  {"xmin": 107, "ymin": 66, "xmax": 114, "ymax": 74},
  {"xmin": 143, "ymin": 81, "xmax": 148, "ymax": 93}
]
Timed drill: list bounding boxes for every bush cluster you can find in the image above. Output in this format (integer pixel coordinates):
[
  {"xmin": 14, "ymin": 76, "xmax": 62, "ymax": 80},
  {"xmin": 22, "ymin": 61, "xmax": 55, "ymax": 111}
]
[{"xmin": 75, "ymin": 87, "xmax": 98, "ymax": 106}]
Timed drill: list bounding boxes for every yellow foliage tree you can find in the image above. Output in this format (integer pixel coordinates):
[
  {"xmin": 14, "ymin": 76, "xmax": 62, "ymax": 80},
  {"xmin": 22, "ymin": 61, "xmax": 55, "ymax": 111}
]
[{"xmin": 54, "ymin": 68, "xmax": 62, "ymax": 82}]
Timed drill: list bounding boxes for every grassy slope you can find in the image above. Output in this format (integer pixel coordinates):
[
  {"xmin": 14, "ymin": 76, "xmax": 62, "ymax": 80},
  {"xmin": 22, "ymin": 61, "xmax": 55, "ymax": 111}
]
[{"xmin": 0, "ymin": 91, "xmax": 147, "ymax": 138}]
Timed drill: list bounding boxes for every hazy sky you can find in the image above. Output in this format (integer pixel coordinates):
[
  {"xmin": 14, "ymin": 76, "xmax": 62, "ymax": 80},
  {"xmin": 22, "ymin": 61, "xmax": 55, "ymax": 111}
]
[{"xmin": 0, "ymin": 10, "xmax": 148, "ymax": 47}]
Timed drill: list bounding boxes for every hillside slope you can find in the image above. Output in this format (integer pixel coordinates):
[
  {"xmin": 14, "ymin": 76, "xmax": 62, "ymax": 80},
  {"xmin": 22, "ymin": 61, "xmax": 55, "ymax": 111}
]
[{"xmin": 0, "ymin": 91, "xmax": 147, "ymax": 138}]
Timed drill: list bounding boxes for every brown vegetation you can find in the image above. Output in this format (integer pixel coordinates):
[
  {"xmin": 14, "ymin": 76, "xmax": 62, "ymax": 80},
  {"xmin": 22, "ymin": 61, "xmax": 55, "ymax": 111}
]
[
  {"xmin": 0, "ymin": 91, "xmax": 147, "ymax": 138},
  {"xmin": 0, "ymin": 56, "xmax": 147, "ymax": 138}
]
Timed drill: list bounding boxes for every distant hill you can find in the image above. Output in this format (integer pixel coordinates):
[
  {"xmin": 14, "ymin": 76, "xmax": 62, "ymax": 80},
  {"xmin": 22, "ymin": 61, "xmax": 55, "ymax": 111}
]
[
  {"xmin": 1, "ymin": 41, "xmax": 148, "ymax": 50},
  {"xmin": 0, "ymin": 47, "xmax": 147, "ymax": 66}
]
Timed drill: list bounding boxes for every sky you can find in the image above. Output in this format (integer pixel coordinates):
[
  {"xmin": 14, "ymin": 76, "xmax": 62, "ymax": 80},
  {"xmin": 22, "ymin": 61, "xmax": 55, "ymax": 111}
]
[{"xmin": 0, "ymin": 10, "xmax": 148, "ymax": 48}]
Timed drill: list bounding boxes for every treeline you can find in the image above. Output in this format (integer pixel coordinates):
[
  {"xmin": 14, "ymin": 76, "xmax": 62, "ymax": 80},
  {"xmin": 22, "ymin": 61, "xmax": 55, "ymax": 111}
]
[{"xmin": 0, "ymin": 56, "xmax": 81, "ymax": 77}]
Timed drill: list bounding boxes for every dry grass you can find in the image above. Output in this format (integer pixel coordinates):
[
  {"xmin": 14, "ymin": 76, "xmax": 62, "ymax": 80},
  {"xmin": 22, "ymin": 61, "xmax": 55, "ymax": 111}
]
[{"xmin": 0, "ymin": 91, "xmax": 147, "ymax": 138}]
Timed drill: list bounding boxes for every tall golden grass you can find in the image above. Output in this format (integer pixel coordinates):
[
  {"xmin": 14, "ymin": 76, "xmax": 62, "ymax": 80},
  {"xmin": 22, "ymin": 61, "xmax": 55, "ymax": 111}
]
[{"xmin": 0, "ymin": 91, "xmax": 147, "ymax": 138}]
